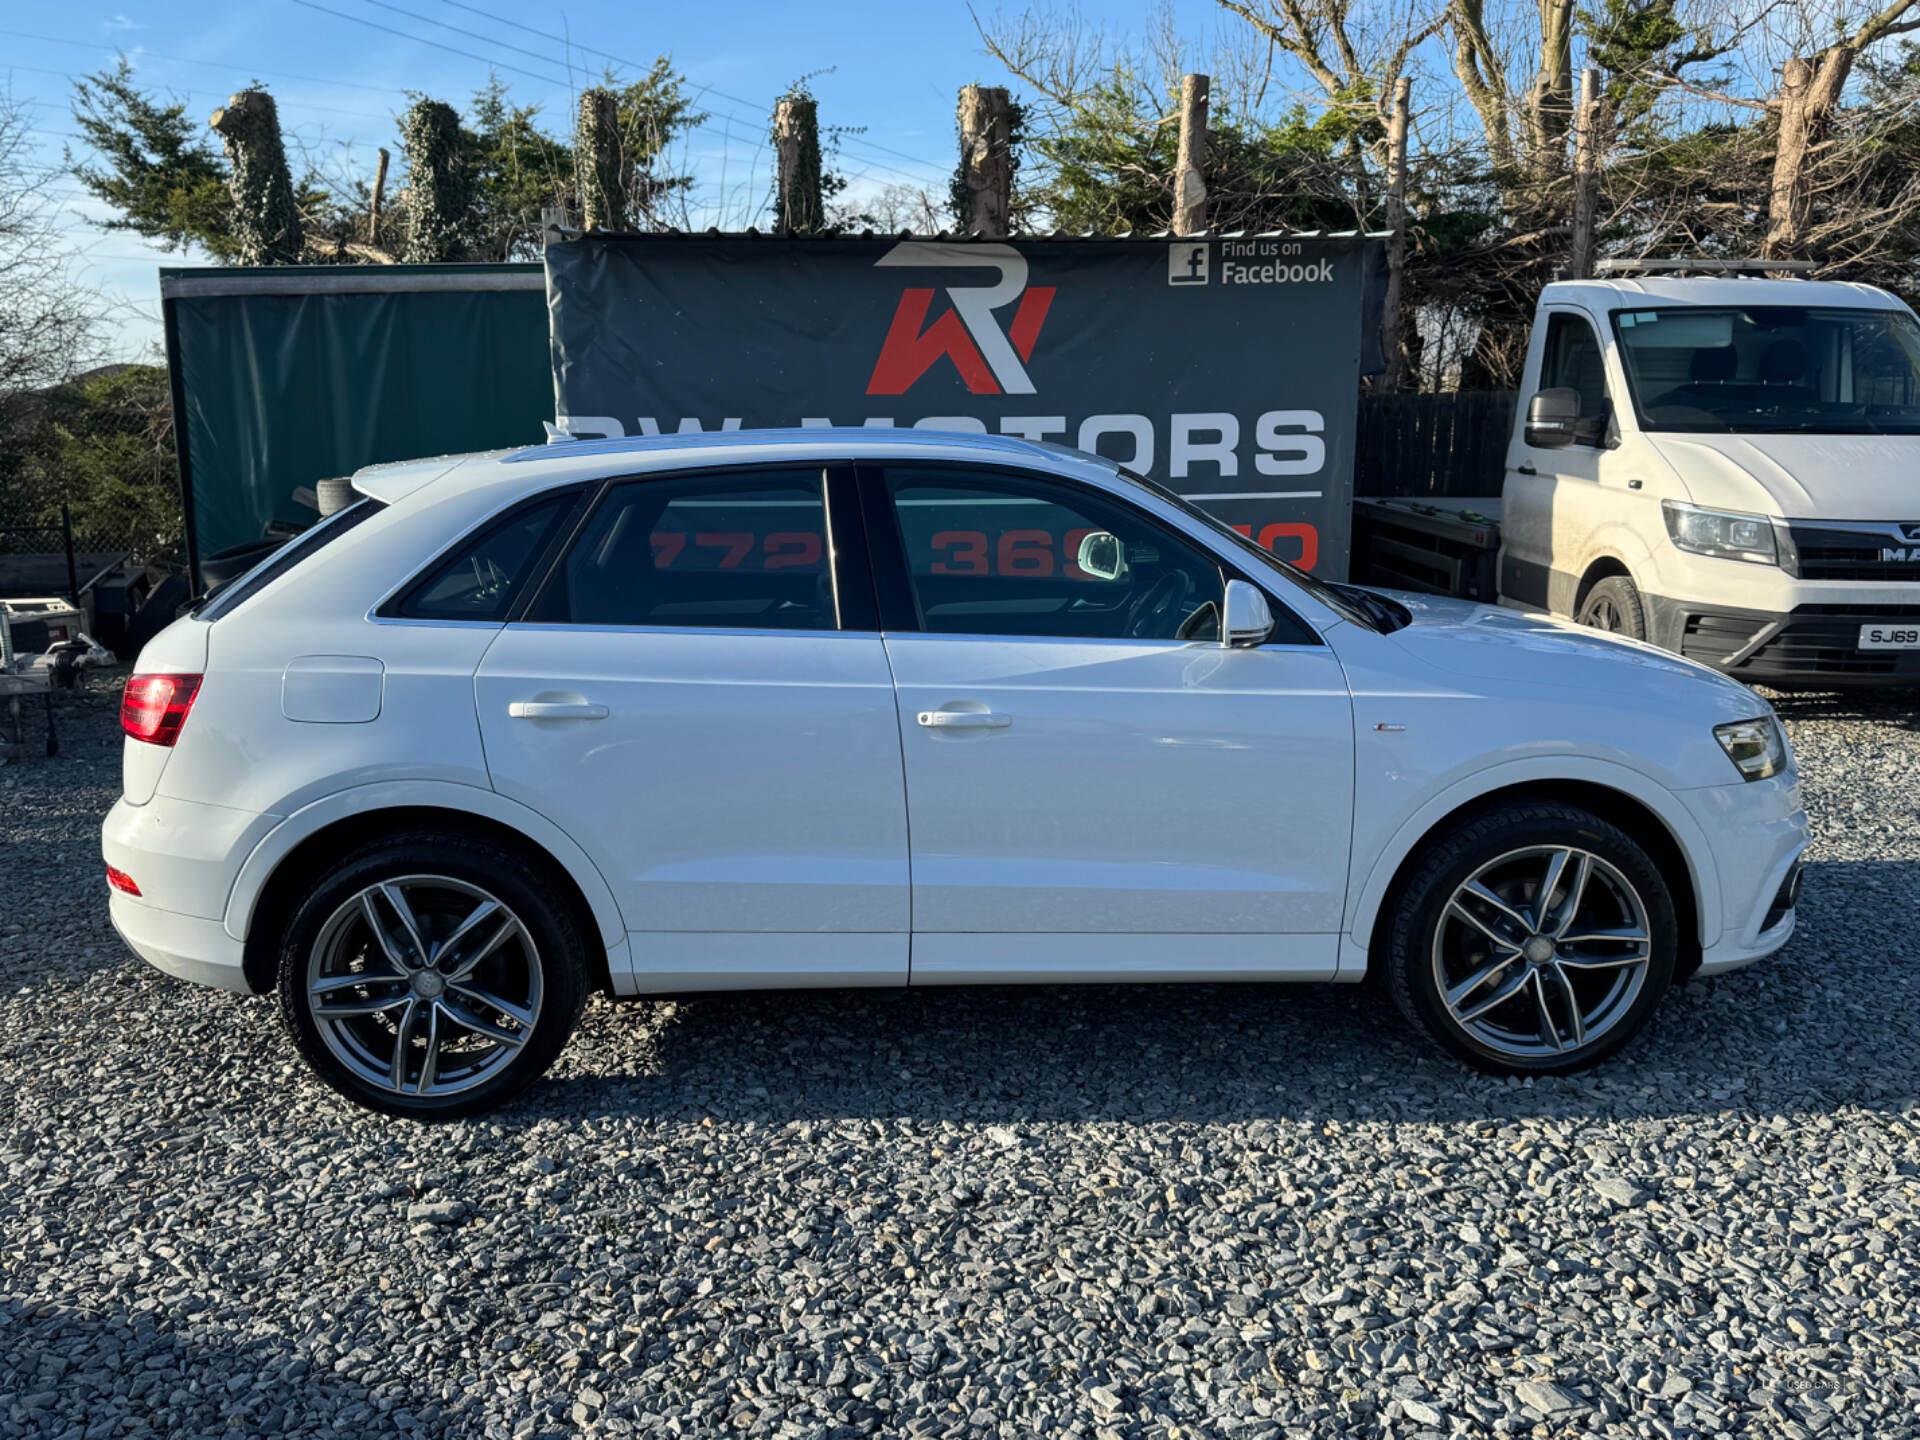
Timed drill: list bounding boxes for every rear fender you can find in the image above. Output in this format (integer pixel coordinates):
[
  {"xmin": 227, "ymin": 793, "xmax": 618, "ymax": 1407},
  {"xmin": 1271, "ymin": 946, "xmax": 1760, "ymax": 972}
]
[{"xmin": 223, "ymin": 779, "xmax": 628, "ymax": 953}]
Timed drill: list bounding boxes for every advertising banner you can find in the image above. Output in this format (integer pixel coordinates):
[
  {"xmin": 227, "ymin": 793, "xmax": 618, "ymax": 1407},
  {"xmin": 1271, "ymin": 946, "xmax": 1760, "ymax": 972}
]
[{"xmin": 547, "ymin": 234, "xmax": 1383, "ymax": 577}]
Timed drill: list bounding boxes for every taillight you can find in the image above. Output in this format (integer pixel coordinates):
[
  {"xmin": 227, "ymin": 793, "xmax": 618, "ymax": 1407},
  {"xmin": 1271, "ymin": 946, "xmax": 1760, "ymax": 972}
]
[
  {"xmin": 121, "ymin": 673, "xmax": 203, "ymax": 746},
  {"xmin": 106, "ymin": 865, "xmax": 141, "ymax": 896}
]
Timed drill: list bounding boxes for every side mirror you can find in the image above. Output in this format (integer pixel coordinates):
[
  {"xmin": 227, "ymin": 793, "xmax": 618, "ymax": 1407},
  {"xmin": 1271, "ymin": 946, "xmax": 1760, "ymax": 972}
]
[
  {"xmin": 1075, "ymin": 530, "xmax": 1129, "ymax": 581},
  {"xmin": 1222, "ymin": 579, "xmax": 1274, "ymax": 648},
  {"xmin": 1525, "ymin": 387, "xmax": 1581, "ymax": 448}
]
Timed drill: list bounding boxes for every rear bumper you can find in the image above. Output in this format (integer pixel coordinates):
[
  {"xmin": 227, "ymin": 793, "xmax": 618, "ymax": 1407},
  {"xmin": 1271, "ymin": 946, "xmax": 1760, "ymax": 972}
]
[
  {"xmin": 109, "ymin": 892, "xmax": 252, "ymax": 993},
  {"xmin": 1645, "ymin": 595, "xmax": 1920, "ymax": 685},
  {"xmin": 102, "ymin": 793, "xmax": 275, "ymax": 993}
]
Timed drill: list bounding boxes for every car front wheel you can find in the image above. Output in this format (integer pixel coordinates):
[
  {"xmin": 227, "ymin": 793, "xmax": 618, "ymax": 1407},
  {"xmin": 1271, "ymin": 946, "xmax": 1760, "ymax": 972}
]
[
  {"xmin": 276, "ymin": 831, "xmax": 588, "ymax": 1119},
  {"xmin": 1382, "ymin": 802, "xmax": 1676, "ymax": 1074}
]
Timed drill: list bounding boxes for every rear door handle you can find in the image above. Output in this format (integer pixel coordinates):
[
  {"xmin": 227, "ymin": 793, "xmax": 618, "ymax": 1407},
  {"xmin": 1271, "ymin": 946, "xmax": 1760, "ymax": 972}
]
[
  {"xmin": 917, "ymin": 710, "xmax": 1011, "ymax": 730},
  {"xmin": 508, "ymin": 700, "xmax": 609, "ymax": 720}
]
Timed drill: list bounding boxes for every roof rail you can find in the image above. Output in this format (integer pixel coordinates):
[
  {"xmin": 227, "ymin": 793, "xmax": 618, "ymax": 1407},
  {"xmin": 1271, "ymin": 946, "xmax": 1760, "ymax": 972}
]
[{"xmin": 1593, "ymin": 257, "xmax": 1818, "ymax": 277}]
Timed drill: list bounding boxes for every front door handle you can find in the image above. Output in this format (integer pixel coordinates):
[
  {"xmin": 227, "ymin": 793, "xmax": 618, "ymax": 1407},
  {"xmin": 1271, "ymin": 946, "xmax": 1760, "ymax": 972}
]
[
  {"xmin": 917, "ymin": 709, "xmax": 1011, "ymax": 730},
  {"xmin": 508, "ymin": 699, "xmax": 609, "ymax": 720},
  {"xmin": 1516, "ymin": 462, "xmax": 1538, "ymax": 475}
]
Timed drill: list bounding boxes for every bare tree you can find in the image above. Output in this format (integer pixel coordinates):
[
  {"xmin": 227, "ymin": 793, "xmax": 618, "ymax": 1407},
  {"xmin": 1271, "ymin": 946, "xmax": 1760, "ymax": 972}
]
[
  {"xmin": 0, "ymin": 92, "xmax": 97, "ymax": 396},
  {"xmin": 1214, "ymin": 0, "xmax": 1448, "ymax": 154},
  {"xmin": 1761, "ymin": 0, "xmax": 1920, "ymax": 255}
]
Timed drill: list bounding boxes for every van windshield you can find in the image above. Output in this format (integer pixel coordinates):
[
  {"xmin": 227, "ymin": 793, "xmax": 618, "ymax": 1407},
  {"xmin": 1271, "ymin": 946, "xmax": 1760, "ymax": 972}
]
[{"xmin": 1611, "ymin": 305, "xmax": 1920, "ymax": 435}]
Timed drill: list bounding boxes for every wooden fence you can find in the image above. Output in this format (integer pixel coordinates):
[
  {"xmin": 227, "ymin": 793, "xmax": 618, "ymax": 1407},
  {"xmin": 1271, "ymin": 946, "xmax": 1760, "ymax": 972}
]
[{"xmin": 1354, "ymin": 390, "xmax": 1517, "ymax": 499}]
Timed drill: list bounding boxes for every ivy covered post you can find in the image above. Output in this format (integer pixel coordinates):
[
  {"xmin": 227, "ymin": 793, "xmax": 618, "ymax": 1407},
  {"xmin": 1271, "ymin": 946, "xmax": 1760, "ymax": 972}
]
[
  {"xmin": 577, "ymin": 87, "xmax": 627, "ymax": 232},
  {"xmin": 207, "ymin": 90, "xmax": 302, "ymax": 264},
  {"xmin": 954, "ymin": 85, "xmax": 1013, "ymax": 238},
  {"xmin": 399, "ymin": 98, "xmax": 470, "ymax": 262},
  {"xmin": 772, "ymin": 90, "xmax": 824, "ymax": 236}
]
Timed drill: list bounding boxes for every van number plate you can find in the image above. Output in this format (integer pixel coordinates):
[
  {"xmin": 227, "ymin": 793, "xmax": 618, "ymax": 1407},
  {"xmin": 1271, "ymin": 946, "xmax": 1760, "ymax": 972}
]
[{"xmin": 1859, "ymin": 624, "xmax": 1920, "ymax": 650}]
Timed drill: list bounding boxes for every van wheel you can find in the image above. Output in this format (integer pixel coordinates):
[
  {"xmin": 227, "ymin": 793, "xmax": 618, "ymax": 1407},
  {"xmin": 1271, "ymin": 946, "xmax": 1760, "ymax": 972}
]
[
  {"xmin": 1576, "ymin": 575, "xmax": 1646, "ymax": 638},
  {"xmin": 276, "ymin": 831, "xmax": 588, "ymax": 1120},
  {"xmin": 1381, "ymin": 802, "xmax": 1676, "ymax": 1075}
]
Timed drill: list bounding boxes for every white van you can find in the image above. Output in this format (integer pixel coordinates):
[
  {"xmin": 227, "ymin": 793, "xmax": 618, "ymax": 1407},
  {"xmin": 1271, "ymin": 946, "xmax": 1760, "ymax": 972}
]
[{"xmin": 1499, "ymin": 263, "xmax": 1920, "ymax": 684}]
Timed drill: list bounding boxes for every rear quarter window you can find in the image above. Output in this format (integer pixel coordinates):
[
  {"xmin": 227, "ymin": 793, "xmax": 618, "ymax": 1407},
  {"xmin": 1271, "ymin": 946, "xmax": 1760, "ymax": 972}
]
[
  {"xmin": 386, "ymin": 491, "xmax": 582, "ymax": 623},
  {"xmin": 198, "ymin": 498, "xmax": 385, "ymax": 622}
]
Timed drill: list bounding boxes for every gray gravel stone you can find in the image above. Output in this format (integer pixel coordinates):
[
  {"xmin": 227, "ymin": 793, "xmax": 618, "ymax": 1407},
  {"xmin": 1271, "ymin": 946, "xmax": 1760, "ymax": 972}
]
[
  {"xmin": 3, "ymin": 673, "xmax": 1919, "ymax": 1440},
  {"xmin": 1514, "ymin": 1378, "xmax": 1580, "ymax": 1414},
  {"xmin": 1592, "ymin": 1174, "xmax": 1650, "ymax": 1207}
]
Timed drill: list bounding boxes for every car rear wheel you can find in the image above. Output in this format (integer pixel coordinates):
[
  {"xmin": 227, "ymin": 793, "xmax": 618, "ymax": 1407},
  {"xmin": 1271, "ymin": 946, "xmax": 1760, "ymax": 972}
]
[
  {"xmin": 1381, "ymin": 802, "xmax": 1676, "ymax": 1075},
  {"xmin": 277, "ymin": 832, "xmax": 588, "ymax": 1119},
  {"xmin": 1576, "ymin": 574, "xmax": 1647, "ymax": 639}
]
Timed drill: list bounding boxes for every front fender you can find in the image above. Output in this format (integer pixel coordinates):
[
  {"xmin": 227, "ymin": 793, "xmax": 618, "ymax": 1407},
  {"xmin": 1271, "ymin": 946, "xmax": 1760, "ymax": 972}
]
[
  {"xmin": 221, "ymin": 778, "xmax": 629, "ymax": 955},
  {"xmin": 1341, "ymin": 755, "xmax": 1721, "ymax": 978}
]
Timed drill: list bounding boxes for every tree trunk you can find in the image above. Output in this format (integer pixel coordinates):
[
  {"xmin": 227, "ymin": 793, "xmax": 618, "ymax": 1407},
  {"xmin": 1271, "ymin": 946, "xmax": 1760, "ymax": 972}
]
[
  {"xmin": 208, "ymin": 91, "xmax": 303, "ymax": 265},
  {"xmin": 577, "ymin": 88, "xmax": 627, "ymax": 233},
  {"xmin": 1526, "ymin": 0, "xmax": 1574, "ymax": 183},
  {"xmin": 368, "ymin": 147, "xmax": 389, "ymax": 245},
  {"xmin": 1764, "ymin": 0, "xmax": 1920, "ymax": 257},
  {"xmin": 1374, "ymin": 75, "xmax": 1412, "ymax": 394},
  {"xmin": 1173, "ymin": 73, "xmax": 1209, "ymax": 237},
  {"xmin": 773, "ymin": 95, "xmax": 824, "ymax": 236},
  {"xmin": 1764, "ymin": 53, "xmax": 1857, "ymax": 259},
  {"xmin": 399, "ymin": 98, "xmax": 470, "ymax": 262},
  {"xmin": 1568, "ymin": 67, "xmax": 1599, "ymax": 279},
  {"xmin": 1449, "ymin": 0, "xmax": 1515, "ymax": 181},
  {"xmin": 957, "ymin": 84, "xmax": 1014, "ymax": 238}
]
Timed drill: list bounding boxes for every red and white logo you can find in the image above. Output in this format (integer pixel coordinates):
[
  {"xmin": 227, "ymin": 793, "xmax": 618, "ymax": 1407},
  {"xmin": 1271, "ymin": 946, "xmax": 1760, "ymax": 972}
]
[{"xmin": 866, "ymin": 242, "xmax": 1055, "ymax": 396}]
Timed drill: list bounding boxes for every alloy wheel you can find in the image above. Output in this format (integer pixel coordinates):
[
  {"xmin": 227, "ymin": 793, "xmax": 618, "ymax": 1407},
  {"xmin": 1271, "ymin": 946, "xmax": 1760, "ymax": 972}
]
[
  {"xmin": 304, "ymin": 875, "xmax": 543, "ymax": 1098},
  {"xmin": 1582, "ymin": 597, "xmax": 1622, "ymax": 631},
  {"xmin": 1431, "ymin": 845, "xmax": 1652, "ymax": 1060}
]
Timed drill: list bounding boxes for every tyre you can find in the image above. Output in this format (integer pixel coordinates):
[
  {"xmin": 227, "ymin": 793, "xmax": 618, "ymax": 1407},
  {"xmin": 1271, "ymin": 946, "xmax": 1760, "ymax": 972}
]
[
  {"xmin": 314, "ymin": 475, "xmax": 358, "ymax": 516},
  {"xmin": 1380, "ymin": 802, "xmax": 1676, "ymax": 1075},
  {"xmin": 277, "ymin": 831, "xmax": 589, "ymax": 1119},
  {"xmin": 1575, "ymin": 574, "xmax": 1646, "ymax": 639}
]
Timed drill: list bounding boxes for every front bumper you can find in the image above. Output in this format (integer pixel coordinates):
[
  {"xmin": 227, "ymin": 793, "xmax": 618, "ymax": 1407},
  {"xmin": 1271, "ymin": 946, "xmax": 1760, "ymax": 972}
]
[
  {"xmin": 1679, "ymin": 773, "xmax": 1809, "ymax": 977},
  {"xmin": 1644, "ymin": 596, "xmax": 1920, "ymax": 685}
]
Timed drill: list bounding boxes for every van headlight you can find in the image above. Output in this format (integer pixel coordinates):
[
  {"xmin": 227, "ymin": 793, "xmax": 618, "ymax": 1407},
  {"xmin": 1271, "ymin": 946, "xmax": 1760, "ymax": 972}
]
[
  {"xmin": 1714, "ymin": 716, "xmax": 1788, "ymax": 781},
  {"xmin": 1663, "ymin": 501, "xmax": 1779, "ymax": 565}
]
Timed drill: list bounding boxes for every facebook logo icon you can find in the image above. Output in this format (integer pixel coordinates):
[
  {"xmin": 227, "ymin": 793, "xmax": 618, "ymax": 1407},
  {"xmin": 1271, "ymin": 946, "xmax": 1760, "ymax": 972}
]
[{"xmin": 1167, "ymin": 242, "xmax": 1210, "ymax": 286}]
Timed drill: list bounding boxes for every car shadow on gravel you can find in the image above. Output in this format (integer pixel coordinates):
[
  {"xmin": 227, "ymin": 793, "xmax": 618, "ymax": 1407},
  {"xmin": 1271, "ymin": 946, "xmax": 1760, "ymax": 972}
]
[{"xmin": 526, "ymin": 855, "xmax": 1918, "ymax": 1131}]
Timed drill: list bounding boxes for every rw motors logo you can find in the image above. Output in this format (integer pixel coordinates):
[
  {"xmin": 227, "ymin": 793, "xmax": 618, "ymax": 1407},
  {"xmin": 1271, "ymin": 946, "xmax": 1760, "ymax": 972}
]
[{"xmin": 866, "ymin": 243, "xmax": 1055, "ymax": 396}]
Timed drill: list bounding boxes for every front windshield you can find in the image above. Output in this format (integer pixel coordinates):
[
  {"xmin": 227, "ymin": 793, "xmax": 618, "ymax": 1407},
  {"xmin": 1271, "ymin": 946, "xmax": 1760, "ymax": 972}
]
[
  {"xmin": 1116, "ymin": 466, "xmax": 1385, "ymax": 631},
  {"xmin": 1611, "ymin": 304, "xmax": 1920, "ymax": 435}
]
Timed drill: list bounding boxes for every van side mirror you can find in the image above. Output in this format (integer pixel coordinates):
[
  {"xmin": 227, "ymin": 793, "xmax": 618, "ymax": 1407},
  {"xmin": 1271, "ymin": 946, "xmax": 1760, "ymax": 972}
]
[
  {"xmin": 1525, "ymin": 387, "xmax": 1581, "ymax": 448},
  {"xmin": 1222, "ymin": 579, "xmax": 1274, "ymax": 648}
]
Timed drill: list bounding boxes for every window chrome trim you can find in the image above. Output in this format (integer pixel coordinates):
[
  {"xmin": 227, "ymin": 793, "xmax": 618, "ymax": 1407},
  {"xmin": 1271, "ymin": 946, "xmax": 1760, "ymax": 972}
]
[
  {"xmin": 504, "ymin": 622, "xmax": 867, "ymax": 641},
  {"xmin": 876, "ymin": 630, "xmax": 1327, "ymax": 650}
]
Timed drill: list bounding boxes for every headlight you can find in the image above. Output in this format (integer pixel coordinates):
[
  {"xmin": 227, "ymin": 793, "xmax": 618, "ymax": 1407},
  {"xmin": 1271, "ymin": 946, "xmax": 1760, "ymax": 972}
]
[
  {"xmin": 1714, "ymin": 716, "xmax": 1788, "ymax": 781},
  {"xmin": 1663, "ymin": 501, "xmax": 1779, "ymax": 565}
]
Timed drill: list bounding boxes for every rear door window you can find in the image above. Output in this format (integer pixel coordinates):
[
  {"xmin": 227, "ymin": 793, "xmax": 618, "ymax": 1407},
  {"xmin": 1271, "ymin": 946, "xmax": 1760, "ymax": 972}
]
[{"xmin": 529, "ymin": 469, "xmax": 838, "ymax": 630}]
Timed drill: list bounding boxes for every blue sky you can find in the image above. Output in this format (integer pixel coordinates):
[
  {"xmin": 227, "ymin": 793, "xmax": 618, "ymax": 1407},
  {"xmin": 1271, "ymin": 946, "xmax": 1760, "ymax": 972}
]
[{"xmin": 5, "ymin": 0, "xmax": 1195, "ymax": 363}]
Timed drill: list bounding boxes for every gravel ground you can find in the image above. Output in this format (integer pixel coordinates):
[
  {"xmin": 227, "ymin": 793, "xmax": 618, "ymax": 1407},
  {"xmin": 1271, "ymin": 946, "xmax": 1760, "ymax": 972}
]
[{"xmin": 3, "ymin": 672, "xmax": 1918, "ymax": 1440}]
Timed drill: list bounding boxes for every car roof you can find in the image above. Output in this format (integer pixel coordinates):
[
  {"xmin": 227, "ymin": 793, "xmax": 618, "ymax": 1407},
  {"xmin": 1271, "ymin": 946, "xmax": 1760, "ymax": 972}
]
[
  {"xmin": 1540, "ymin": 276, "xmax": 1906, "ymax": 313},
  {"xmin": 351, "ymin": 428, "xmax": 1118, "ymax": 504}
]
